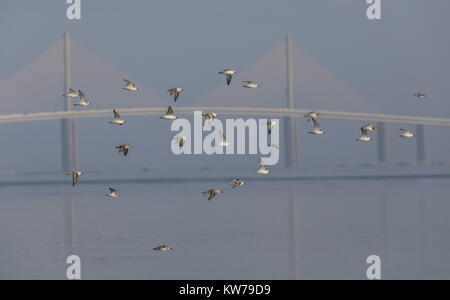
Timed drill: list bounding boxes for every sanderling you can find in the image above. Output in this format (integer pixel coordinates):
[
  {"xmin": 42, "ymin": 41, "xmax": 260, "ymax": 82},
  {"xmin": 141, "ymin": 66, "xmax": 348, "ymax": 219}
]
[
  {"xmin": 203, "ymin": 112, "xmax": 217, "ymax": 126},
  {"xmin": 219, "ymin": 69, "xmax": 236, "ymax": 86},
  {"xmin": 363, "ymin": 124, "xmax": 378, "ymax": 132},
  {"xmin": 66, "ymin": 171, "xmax": 82, "ymax": 187},
  {"xmin": 160, "ymin": 106, "xmax": 177, "ymax": 120},
  {"xmin": 74, "ymin": 90, "xmax": 91, "ymax": 106},
  {"xmin": 168, "ymin": 88, "xmax": 183, "ymax": 102},
  {"xmin": 304, "ymin": 111, "xmax": 321, "ymax": 122},
  {"xmin": 229, "ymin": 179, "xmax": 246, "ymax": 188},
  {"xmin": 356, "ymin": 127, "xmax": 372, "ymax": 142},
  {"xmin": 242, "ymin": 81, "xmax": 259, "ymax": 88},
  {"xmin": 109, "ymin": 110, "xmax": 126, "ymax": 125},
  {"xmin": 202, "ymin": 189, "xmax": 223, "ymax": 201},
  {"xmin": 123, "ymin": 79, "xmax": 139, "ymax": 92},
  {"xmin": 153, "ymin": 245, "xmax": 174, "ymax": 251},
  {"xmin": 400, "ymin": 128, "xmax": 415, "ymax": 139},
  {"xmin": 106, "ymin": 188, "xmax": 120, "ymax": 198},
  {"xmin": 266, "ymin": 120, "xmax": 277, "ymax": 135},
  {"xmin": 63, "ymin": 88, "xmax": 79, "ymax": 98},
  {"xmin": 116, "ymin": 144, "xmax": 132, "ymax": 157}
]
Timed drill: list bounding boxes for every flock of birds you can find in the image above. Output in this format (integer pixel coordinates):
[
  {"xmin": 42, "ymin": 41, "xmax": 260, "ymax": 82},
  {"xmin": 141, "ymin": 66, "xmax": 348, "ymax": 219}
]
[{"xmin": 63, "ymin": 68, "xmax": 427, "ymax": 252}]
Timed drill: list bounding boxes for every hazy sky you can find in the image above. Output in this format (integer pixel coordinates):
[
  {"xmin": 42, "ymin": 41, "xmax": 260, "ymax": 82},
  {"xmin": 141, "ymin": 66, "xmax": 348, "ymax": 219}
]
[{"xmin": 0, "ymin": 0, "xmax": 450, "ymax": 172}]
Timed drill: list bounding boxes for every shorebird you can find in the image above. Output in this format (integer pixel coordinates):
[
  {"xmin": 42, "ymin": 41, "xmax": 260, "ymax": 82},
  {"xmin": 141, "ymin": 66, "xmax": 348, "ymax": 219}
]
[
  {"xmin": 168, "ymin": 88, "xmax": 183, "ymax": 102},
  {"xmin": 219, "ymin": 69, "xmax": 236, "ymax": 86},
  {"xmin": 74, "ymin": 90, "xmax": 91, "ymax": 106},
  {"xmin": 153, "ymin": 245, "xmax": 174, "ymax": 251},
  {"xmin": 256, "ymin": 160, "xmax": 270, "ymax": 175},
  {"xmin": 106, "ymin": 188, "xmax": 119, "ymax": 198},
  {"xmin": 173, "ymin": 136, "xmax": 187, "ymax": 148},
  {"xmin": 203, "ymin": 112, "xmax": 217, "ymax": 126},
  {"xmin": 266, "ymin": 120, "xmax": 277, "ymax": 135},
  {"xmin": 66, "ymin": 171, "xmax": 82, "ymax": 187},
  {"xmin": 116, "ymin": 144, "xmax": 132, "ymax": 157},
  {"xmin": 305, "ymin": 111, "xmax": 321, "ymax": 122},
  {"xmin": 229, "ymin": 179, "xmax": 246, "ymax": 188},
  {"xmin": 109, "ymin": 110, "xmax": 126, "ymax": 125},
  {"xmin": 242, "ymin": 81, "xmax": 259, "ymax": 88},
  {"xmin": 414, "ymin": 93, "xmax": 427, "ymax": 99},
  {"xmin": 202, "ymin": 189, "xmax": 223, "ymax": 201},
  {"xmin": 308, "ymin": 118, "xmax": 325, "ymax": 135},
  {"xmin": 400, "ymin": 128, "xmax": 415, "ymax": 139},
  {"xmin": 160, "ymin": 106, "xmax": 177, "ymax": 120},
  {"xmin": 218, "ymin": 132, "xmax": 230, "ymax": 147},
  {"xmin": 363, "ymin": 124, "xmax": 378, "ymax": 132},
  {"xmin": 356, "ymin": 127, "xmax": 372, "ymax": 142},
  {"xmin": 63, "ymin": 88, "xmax": 79, "ymax": 98},
  {"xmin": 123, "ymin": 79, "xmax": 139, "ymax": 92}
]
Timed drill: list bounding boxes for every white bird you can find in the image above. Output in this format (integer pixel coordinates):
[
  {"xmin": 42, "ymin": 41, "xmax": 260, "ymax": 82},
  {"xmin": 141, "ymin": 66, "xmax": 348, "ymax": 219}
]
[
  {"xmin": 219, "ymin": 69, "xmax": 236, "ymax": 86},
  {"xmin": 160, "ymin": 106, "xmax": 177, "ymax": 120},
  {"xmin": 218, "ymin": 131, "xmax": 230, "ymax": 147},
  {"xmin": 242, "ymin": 81, "xmax": 259, "ymax": 88},
  {"xmin": 63, "ymin": 88, "xmax": 79, "ymax": 98},
  {"xmin": 400, "ymin": 128, "xmax": 415, "ymax": 139},
  {"xmin": 202, "ymin": 189, "xmax": 224, "ymax": 201},
  {"xmin": 229, "ymin": 178, "xmax": 246, "ymax": 188},
  {"xmin": 66, "ymin": 171, "xmax": 82, "ymax": 187},
  {"xmin": 106, "ymin": 188, "xmax": 119, "ymax": 198},
  {"xmin": 256, "ymin": 160, "xmax": 270, "ymax": 175},
  {"xmin": 168, "ymin": 88, "xmax": 183, "ymax": 102},
  {"xmin": 74, "ymin": 90, "xmax": 91, "ymax": 106},
  {"xmin": 173, "ymin": 136, "xmax": 187, "ymax": 148},
  {"xmin": 304, "ymin": 111, "xmax": 321, "ymax": 122},
  {"xmin": 153, "ymin": 245, "xmax": 174, "ymax": 251},
  {"xmin": 123, "ymin": 79, "xmax": 139, "ymax": 92},
  {"xmin": 266, "ymin": 120, "xmax": 277, "ymax": 135},
  {"xmin": 109, "ymin": 110, "xmax": 126, "ymax": 125},
  {"xmin": 203, "ymin": 112, "xmax": 217, "ymax": 126},
  {"xmin": 116, "ymin": 144, "xmax": 132, "ymax": 157},
  {"xmin": 308, "ymin": 118, "xmax": 325, "ymax": 135},
  {"xmin": 356, "ymin": 127, "xmax": 372, "ymax": 142}
]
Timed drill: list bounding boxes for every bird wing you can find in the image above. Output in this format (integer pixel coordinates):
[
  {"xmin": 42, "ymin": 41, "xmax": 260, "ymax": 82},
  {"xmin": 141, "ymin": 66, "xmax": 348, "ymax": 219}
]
[
  {"xmin": 167, "ymin": 106, "xmax": 174, "ymax": 115},
  {"xmin": 312, "ymin": 118, "xmax": 320, "ymax": 130},
  {"xmin": 73, "ymin": 173, "xmax": 80, "ymax": 186},
  {"xmin": 226, "ymin": 74, "xmax": 233, "ymax": 85},
  {"xmin": 124, "ymin": 79, "xmax": 132, "ymax": 85},
  {"xmin": 174, "ymin": 92, "xmax": 180, "ymax": 102},
  {"xmin": 123, "ymin": 148, "xmax": 129, "ymax": 156},
  {"xmin": 109, "ymin": 188, "xmax": 117, "ymax": 193},
  {"xmin": 113, "ymin": 110, "xmax": 120, "ymax": 119}
]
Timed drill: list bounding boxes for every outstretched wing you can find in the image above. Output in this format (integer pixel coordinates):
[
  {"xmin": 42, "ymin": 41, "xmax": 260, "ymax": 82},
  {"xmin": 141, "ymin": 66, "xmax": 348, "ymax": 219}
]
[
  {"xmin": 167, "ymin": 106, "xmax": 174, "ymax": 115},
  {"xmin": 226, "ymin": 74, "xmax": 233, "ymax": 86},
  {"xmin": 124, "ymin": 79, "xmax": 132, "ymax": 85},
  {"xmin": 312, "ymin": 118, "xmax": 320, "ymax": 130},
  {"xmin": 113, "ymin": 109, "xmax": 120, "ymax": 119},
  {"xmin": 73, "ymin": 173, "xmax": 80, "ymax": 186},
  {"xmin": 174, "ymin": 92, "xmax": 180, "ymax": 102}
]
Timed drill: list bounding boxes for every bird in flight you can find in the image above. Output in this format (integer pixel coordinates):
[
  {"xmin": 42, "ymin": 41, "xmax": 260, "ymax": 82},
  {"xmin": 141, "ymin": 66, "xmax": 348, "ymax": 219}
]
[
  {"xmin": 63, "ymin": 88, "xmax": 79, "ymax": 98},
  {"xmin": 74, "ymin": 90, "xmax": 91, "ymax": 107},
  {"xmin": 109, "ymin": 110, "xmax": 126, "ymax": 125},
  {"xmin": 414, "ymin": 93, "xmax": 427, "ymax": 99},
  {"xmin": 106, "ymin": 188, "xmax": 120, "ymax": 198},
  {"xmin": 173, "ymin": 136, "xmax": 187, "ymax": 149},
  {"xmin": 168, "ymin": 88, "xmax": 183, "ymax": 102},
  {"xmin": 219, "ymin": 69, "xmax": 236, "ymax": 86},
  {"xmin": 304, "ymin": 111, "xmax": 321, "ymax": 122},
  {"xmin": 266, "ymin": 120, "xmax": 277, "ymax": 135},
  {"xmin": 400, "ymin": 128, "xmax": 415, "ymax": 139},
  {"xmin": 356, "ymin": 127, "xmax": 372, "ymax": 142},
  {"xmin": 256, "ymin": 160, "xmax": 270, "ymax": 175},
  {"xmin": 308, "ymin": 118, "xmax": 325, "ymax": 135},
  {"xmin": 202, "ymin": 189, "xmax": 223, "ymax": 201},
  {"xmin": 242, "ymin": 81, "xmax": 259, "ymax": 88},
  {"xmin": 116, "ymin": 144, "xmax": 132, "ymax": 157},
  {"xmin": 229, "ymin": 179, "xmax": 246, "ymax": 188},
  {"xmin": 123, "ymin": 79, "xmax": 139, "ymax": 92},
  {"xmin": 203, "ymin": 112, "xmax": 217, "ymax": 126},
  {"xmin": 153, "ymin": 245, "xmax": 174, "ymax": 251},
  {"xmin": 66, "ymin": 171, "xmax": 82, "ymax": 187},
  {"xmin": 160, "ymin": 106, "xmax": 177, "ymax": 120}
]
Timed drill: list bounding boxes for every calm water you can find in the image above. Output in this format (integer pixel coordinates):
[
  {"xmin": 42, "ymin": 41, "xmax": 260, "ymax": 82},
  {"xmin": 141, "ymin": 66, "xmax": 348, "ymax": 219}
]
[{"xmin": 1, "ymin": 171, "xmax": 450, "ymax": 280}]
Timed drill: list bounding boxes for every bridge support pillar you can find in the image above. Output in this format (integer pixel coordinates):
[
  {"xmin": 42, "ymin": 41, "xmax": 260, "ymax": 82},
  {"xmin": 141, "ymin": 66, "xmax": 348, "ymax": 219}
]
[
  {"xmin": 416, "ymin": 124, "xmax": 426, "ymax": 165},
  {"xmin": 377, "ymin": 122, "xmax": 388, "ymax": 165},
  {"xmin": 61, "ymin": 32, "xmax": 77, "ymax": 172}
]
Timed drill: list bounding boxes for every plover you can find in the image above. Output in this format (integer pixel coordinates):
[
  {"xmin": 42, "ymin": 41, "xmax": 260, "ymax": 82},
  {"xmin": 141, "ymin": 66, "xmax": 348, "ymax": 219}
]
[
  {"xmin": 219, "ymin": 69, "xmax": 236, "ymax": 86},
  {"xmin": 304, "ymin": 111, "xmax": 321, "ymax": 122},
  {"xmin": 256, "ymin": 160, "xmax": 270, "ymax": 175},
  {"xmin": 229, "ymin": 178, "xmax": 246, "ymax": 188},
  {"xmin": 356, "ymin": 127, "xmax": 372, "ymax": 142},
  {"xmin": 106, "ymin": 188, "xmax": 119, "ymax": 198},
  {"xmin": 363, "ymin": 124, "xmax": 378, "ymax": 132},
  {"xmin": 218, "ymin": 132, "xmax": 230, "ymax": 147},
  {"xmin": 109, "ymin": 109, "xmax": 126, "ymax": 125},
  {"xmin": 168, "ymin": 88, "xmax": 183, "ymax": 102},
  {"xmin": 74, "ymin": 90, "xmax": 91, "ymax": 106},
  {"xmin": 153, "ymin": 245, "xmax": 174, "ymax": 251},
  {"xmin": 63, "ymin": 88, "xmax": 79, "ymax": 98},
  {"xmin": 66, "ymin": 171, "xmax": 82, "ymax": 187},
  {"xmin": 400, "ymin": 128, "xmax": 415, "ymax": 139},
  {"xmin": 266, "ymin": 120, "xmax": 277, "ymax": 135},
  {"xmin": 116, "ymin": 144, "xmax": 132, "ymax": 157},
  {"xmin": 308, "ymin": 118, "xmax": 325, "ymax": 135},
  {"xmin": 160, "ymin": 106, "xmax": 177, "ymax": 120},
  {"xmin": 123, "ymin": 79, "xmax": 139, "ymax": 92},
  {"xmin": 173, "ymin": 136, "xmax": 187, "ymax": 148},
  {"xmin": 202, "ymin": 189, "xmax": 223, "ymax": 201},
  {"xmin": 242, "ymin": 81, "xmax": 259, "ymax": 88},
  {"xmin": 203, "ymin": 112, "xmax": 217, "ymax": 126},
  {"xmin": 414, "ymin": 93, "xmax": 427, "ymax": 99}
]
